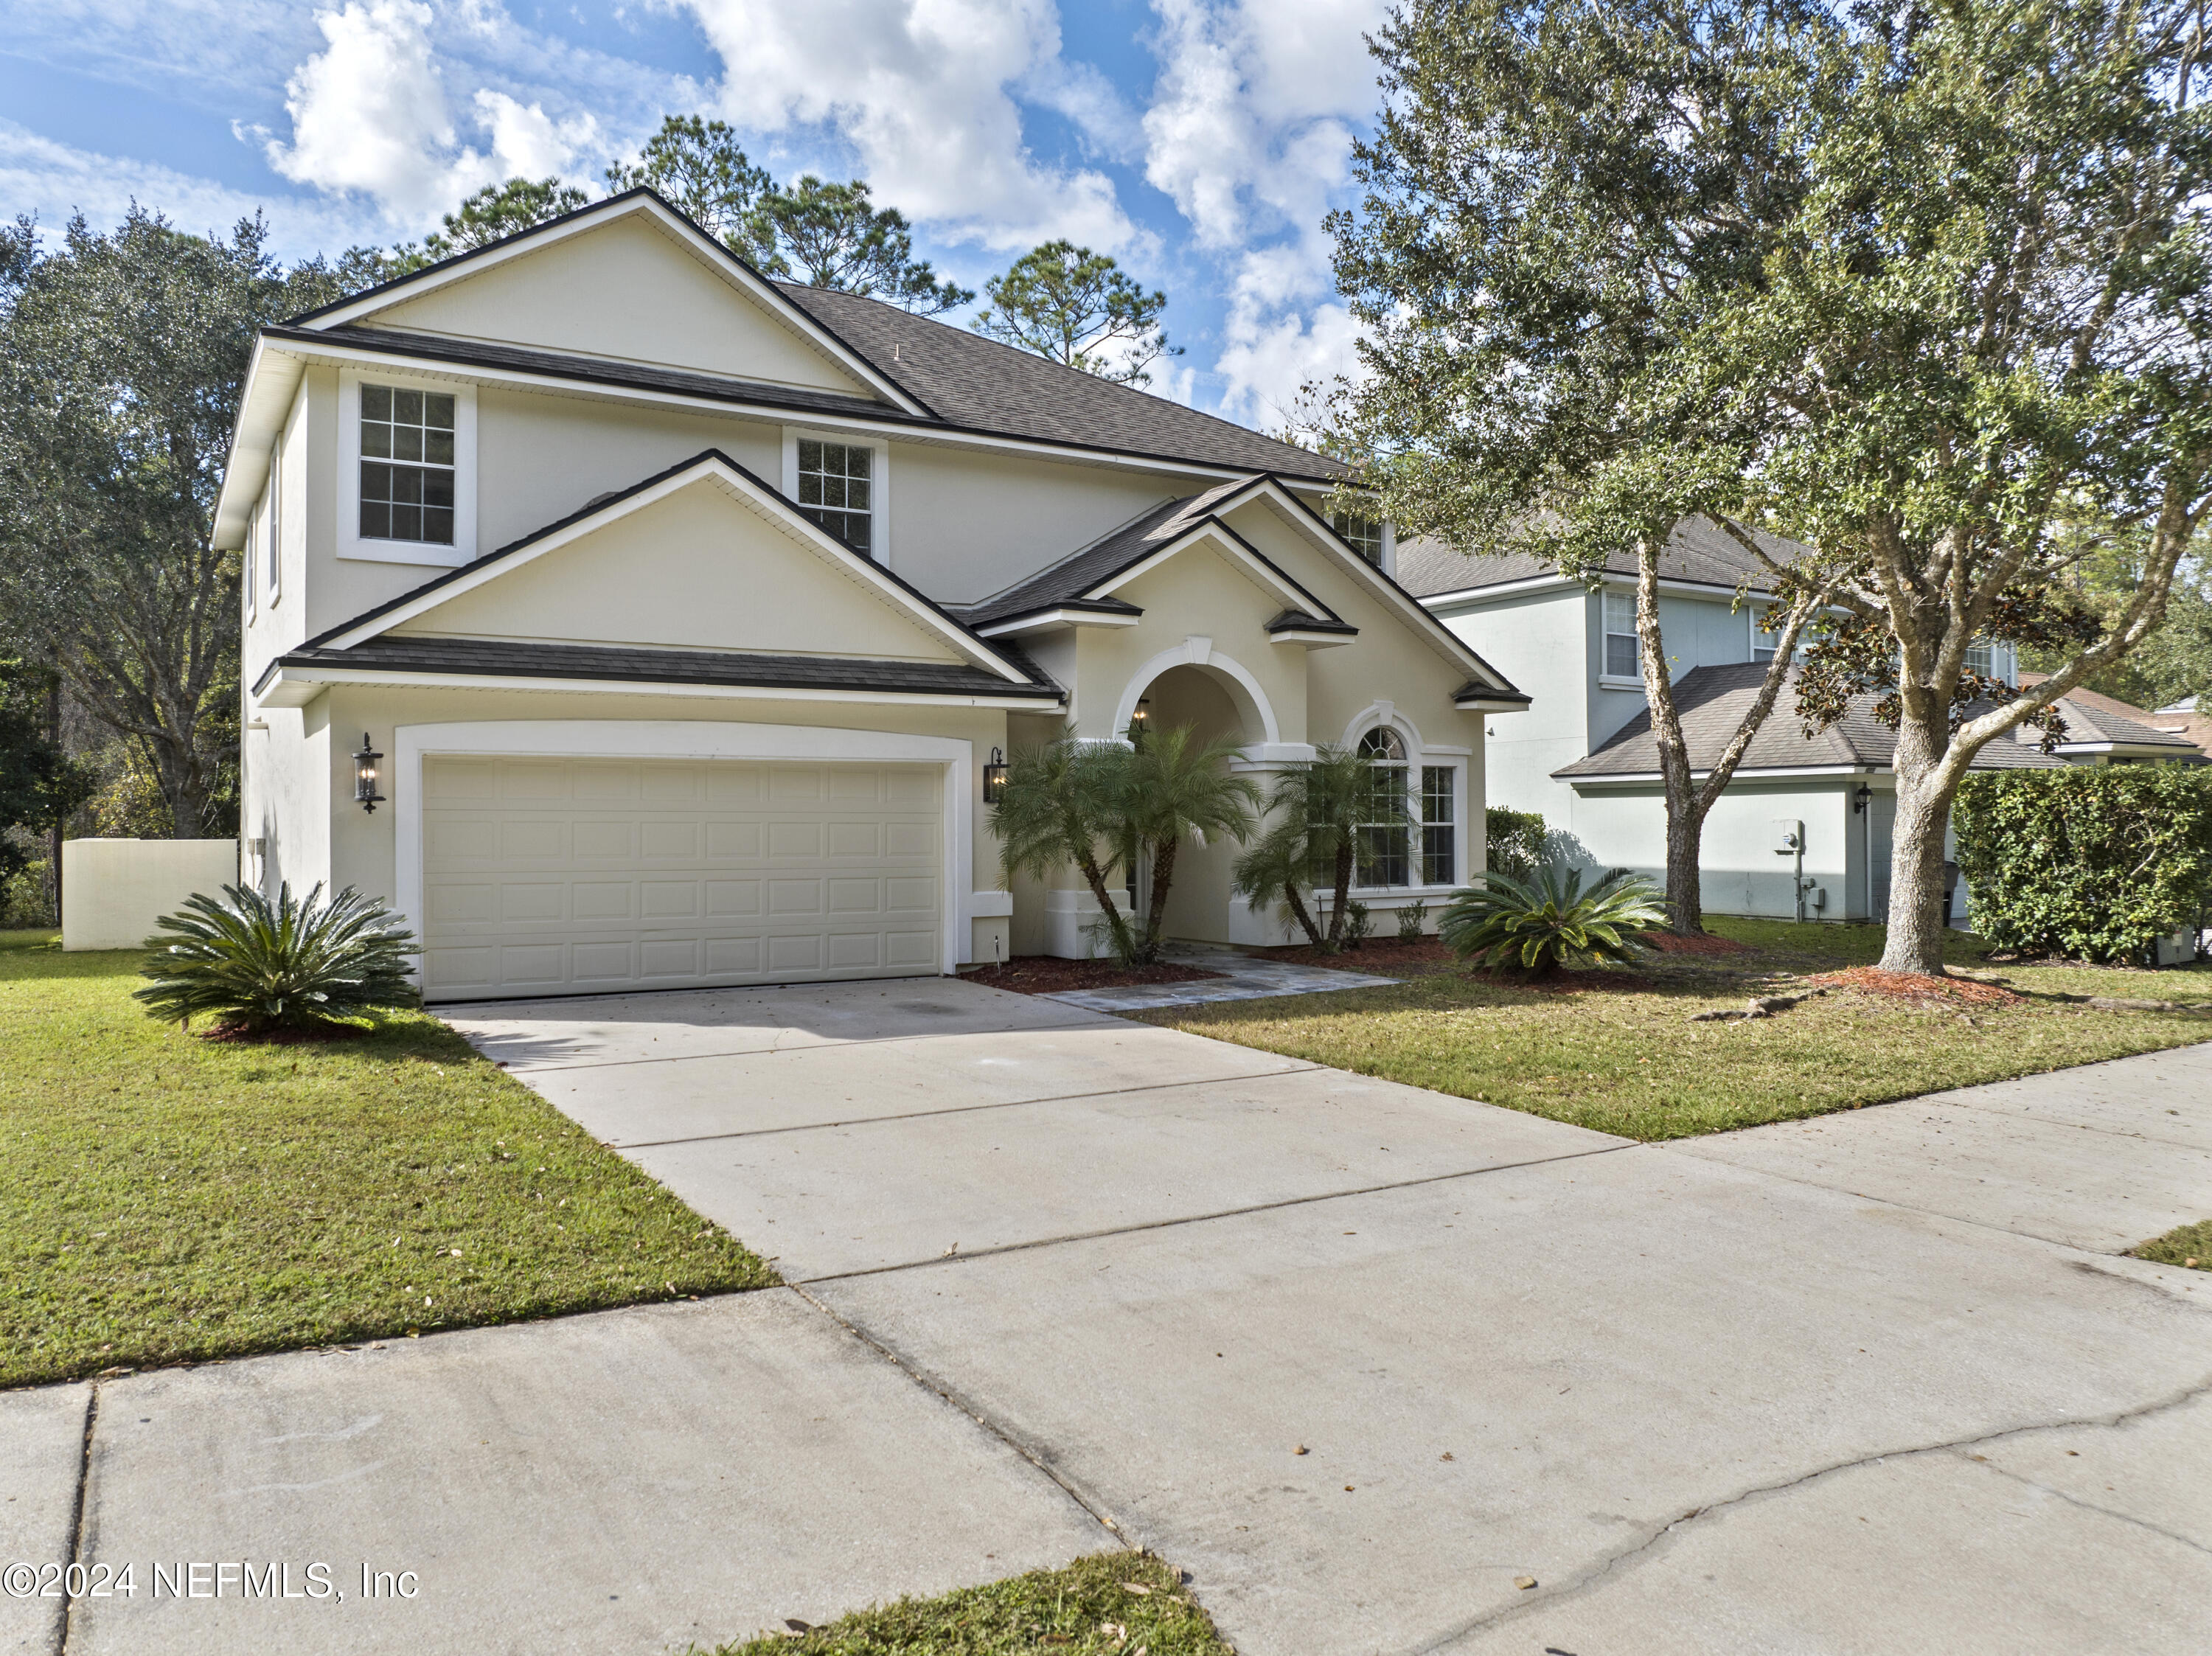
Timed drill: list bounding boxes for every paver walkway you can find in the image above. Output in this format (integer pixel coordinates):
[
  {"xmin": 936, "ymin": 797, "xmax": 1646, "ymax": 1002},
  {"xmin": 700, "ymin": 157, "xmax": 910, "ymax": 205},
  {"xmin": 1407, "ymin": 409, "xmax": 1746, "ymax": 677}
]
[
  {"xmin": 5, "ymin": 980, "xmax": 2206, "ymax": 1656},
  {"xmin": 1035, "ymin": 942, "xmax": 1399, "ymax": 1014}
]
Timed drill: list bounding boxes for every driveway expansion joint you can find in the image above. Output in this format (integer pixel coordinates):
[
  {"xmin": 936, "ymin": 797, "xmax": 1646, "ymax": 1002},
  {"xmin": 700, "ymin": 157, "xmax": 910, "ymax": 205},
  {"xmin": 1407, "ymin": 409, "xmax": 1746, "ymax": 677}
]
[
  {"xmin": 792, "ymin": 1141, "xmax": 1640, "ymax": 1284},
  {"xmin": 784, "ymin": 1284, "xmax": 1127, "ymax": 1549},
  {"xmin": 54, "ymin": 1379, "xmax": 99, "ymax": 1656},
  {"xmin": 488, "ymin": 1016, "xmax": 1110, "ymax": 1074},
  {"xmin": 608, "ymin": 1064, "xmax": 1327, "ymax": 1150},
  {"xmin": 1401, "ymin": 1371, "xmax": 2212, "ymax": 1655}
]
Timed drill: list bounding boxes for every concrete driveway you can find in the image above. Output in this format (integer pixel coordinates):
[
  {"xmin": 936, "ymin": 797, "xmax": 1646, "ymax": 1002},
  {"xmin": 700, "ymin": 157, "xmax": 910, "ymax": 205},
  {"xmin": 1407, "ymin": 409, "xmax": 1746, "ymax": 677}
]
[
  {"xmin": 448, "ymin": 980, "xmax": 2212, "ymax": 1655},
  {"xmin": 9, "ymin": 981, "xmax": 2205, "ymax": 1656}
]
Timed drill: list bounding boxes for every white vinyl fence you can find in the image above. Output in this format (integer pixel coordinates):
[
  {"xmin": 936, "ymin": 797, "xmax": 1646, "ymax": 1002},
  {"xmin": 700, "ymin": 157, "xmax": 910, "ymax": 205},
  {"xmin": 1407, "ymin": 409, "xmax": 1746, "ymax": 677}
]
[{"xmin": 61, "ymin": 838, "xmax": 238, "ymax": 952}]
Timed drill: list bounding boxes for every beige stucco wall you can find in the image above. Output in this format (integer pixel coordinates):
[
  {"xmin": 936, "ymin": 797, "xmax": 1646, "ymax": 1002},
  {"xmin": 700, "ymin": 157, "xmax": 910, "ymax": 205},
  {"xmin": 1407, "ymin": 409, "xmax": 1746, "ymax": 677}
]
[
  {"xmin": 62, "ymin": 838, "xmax": 238, "ymax": 951},
  {"xmin": 394, "ymin": 476, "xmax": 966, "ymax": 663},
  {"xmin": 366, "ymin": 212, "xmax": 874, "ymax": 395}
]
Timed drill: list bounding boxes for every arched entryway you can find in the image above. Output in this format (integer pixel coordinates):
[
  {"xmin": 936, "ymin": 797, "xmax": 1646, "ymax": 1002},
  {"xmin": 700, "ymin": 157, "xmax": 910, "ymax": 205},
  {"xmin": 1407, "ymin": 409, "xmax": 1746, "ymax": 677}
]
[{"xmin": 1125, "ymin": 657, "xmax": 1270, "ymax": 944}]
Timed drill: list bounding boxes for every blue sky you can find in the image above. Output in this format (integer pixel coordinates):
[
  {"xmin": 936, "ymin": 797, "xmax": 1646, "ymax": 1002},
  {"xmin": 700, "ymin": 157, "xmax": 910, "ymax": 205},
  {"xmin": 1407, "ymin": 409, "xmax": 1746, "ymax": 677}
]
[{"xmin": 0, "ymin": 0, "xmax": 1394, "ymax": 428}]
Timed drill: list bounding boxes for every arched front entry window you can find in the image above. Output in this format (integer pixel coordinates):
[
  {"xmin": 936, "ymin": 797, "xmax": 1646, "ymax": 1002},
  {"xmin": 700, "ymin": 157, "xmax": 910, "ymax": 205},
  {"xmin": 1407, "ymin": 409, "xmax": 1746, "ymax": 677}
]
[{"xmin": 1357, "ymin": 726, "xmax": 1456, "ymax": 889}]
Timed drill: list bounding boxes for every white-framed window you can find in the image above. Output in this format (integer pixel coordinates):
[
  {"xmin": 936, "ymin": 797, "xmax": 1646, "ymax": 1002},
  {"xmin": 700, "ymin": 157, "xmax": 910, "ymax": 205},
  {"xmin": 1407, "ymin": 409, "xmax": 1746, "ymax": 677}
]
[
  {"xmin": 265, "ymin": 442, "xmax": 282, "ymax": 604},
  {"xmin": 244, "ymin": 511, "xmax": 257, "ymax": 618},
  {"xmin": 1964, "ymin": 639, "xmax": 1994, "ymax": 678},
  {"xmin": 338, "ymin": 369, "xmax": 477, "ymax": 566},
  {"xmin": 1330, "ymin": 507, "xmax": 1385, "ymax": 566},
  {"xmin": 1349, "ymin": 728, "xmax": 1458, "ymax": 890},
  {"xmin": 782, "ymin": 428, "xmax": 888, "ymax": 560},
  {"xmin": 1602, "ymin": 590, "xmax": 1640, "ymax": 680}
]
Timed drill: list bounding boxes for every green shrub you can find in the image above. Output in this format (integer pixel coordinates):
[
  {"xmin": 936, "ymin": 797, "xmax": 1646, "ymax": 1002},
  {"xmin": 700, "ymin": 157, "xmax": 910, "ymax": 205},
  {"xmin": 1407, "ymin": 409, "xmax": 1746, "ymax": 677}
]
[
  {"xmin": 0, "ymin": 859, "xmax": 55, "ymax": 928},
  {"xmin": 1954, "ymin": 767, "xmax": 2212, "ymax": 963},
  {"xmin": 1397, "ymin": 897, "xmax": 1430, "ymax": 942},
  {"xmin": 1439, "ymin": 866, "xmax": 1666, "ymax": 975},
  {"xmin": 1486, "ymin": 805, "xmax": 1548, "ymax": 880},
  {"xmin": 136, "ymin": 883, "xmax": 421, "ymax": 1033}
]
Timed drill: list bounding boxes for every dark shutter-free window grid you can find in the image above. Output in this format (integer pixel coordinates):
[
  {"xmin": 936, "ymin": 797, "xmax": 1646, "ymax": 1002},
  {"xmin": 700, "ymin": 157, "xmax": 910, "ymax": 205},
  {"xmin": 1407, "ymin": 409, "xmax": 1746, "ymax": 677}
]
[
  {"xmin": 796, "ymin": 439, "xmax": 873, "ymax": 553},
  {"xmin": 360, "ymin": 385, "xmax": 456, "ymax": 544},
  {"xmin": 1421, "ymin": 765, "xmax": 1455, "ymax": 886}
]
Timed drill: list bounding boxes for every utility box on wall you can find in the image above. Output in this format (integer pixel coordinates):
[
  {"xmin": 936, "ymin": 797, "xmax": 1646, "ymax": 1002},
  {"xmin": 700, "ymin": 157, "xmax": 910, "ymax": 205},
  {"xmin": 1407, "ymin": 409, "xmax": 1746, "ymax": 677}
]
[{"xmin": 61, "ymin": 838, "xmax": 238, "ymax": 952}]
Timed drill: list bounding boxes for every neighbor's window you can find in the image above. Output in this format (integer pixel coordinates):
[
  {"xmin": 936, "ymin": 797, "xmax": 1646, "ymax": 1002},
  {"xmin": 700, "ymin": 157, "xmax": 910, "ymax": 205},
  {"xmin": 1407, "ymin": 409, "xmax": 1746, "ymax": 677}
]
[
  {"xmin": 360, "ymin": 384, "xmax": 456, "ymax": 545},
  {"xmin": 1421, "ymin": 765, "xmax": 1456, "ymax": 885},
  {"xmin": 1331, "ymin": 508, "xmax": 1385, "ymax": 565},
  {"xmin": 1603, "ymin": 591, "xmax": 1640, "ymax": 678},
  {"xmin": 1356, "ymin": 728, "xmax": 1413, "ymax": 887},
  {"xmin": 796, "ymin": 439, "xmax": 873, "ymax": 554},
  {"xmin": 266, "ymin": 446, "xmax": 282, "ymax": 598},
  {"xmin": 1964, "ymin": 639, "xmax": 1994, "ymax": 678}
]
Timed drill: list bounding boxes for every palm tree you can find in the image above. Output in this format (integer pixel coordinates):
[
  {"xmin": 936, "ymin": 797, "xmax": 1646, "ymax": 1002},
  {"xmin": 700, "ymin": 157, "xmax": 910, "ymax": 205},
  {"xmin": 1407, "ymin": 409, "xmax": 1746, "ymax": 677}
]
[
  {"xmin": 990, "ymin": 739, "xmax": 1140, "ymax": 962},
  {"xmin": 1121, "ymin": 724, "xmax": 1262, "ymax": 962},
  {"xmin": 1232, "ymin": 744, "xmax": 1410, "ymax": 950}
]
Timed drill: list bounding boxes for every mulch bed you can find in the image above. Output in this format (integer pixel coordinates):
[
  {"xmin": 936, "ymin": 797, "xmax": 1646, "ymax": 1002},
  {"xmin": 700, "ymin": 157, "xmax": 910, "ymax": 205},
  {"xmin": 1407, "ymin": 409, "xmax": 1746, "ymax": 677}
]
[
  {"xmin": 960, "ymin": 956, "xmax": 1225, "ymax": 997},
  {"xmin": 1809, "ymin": 967, "xmax": 2022, "ymax": 1007},
  {"xmin": 1251, "ymin": 937, "xmax": 1459, "ymax": 973},
  {"xmin": 193, "ymin": 1021, "xmax": 369, "ymax": 1044},
  {"xmin": 1644, "ymin": 930, "xmax": 1752, "ymax": 956}
]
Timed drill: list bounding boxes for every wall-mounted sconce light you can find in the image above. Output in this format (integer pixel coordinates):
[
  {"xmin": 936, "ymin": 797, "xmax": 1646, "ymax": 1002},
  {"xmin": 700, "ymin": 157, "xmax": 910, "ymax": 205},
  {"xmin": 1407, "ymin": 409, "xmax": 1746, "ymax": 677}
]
[
  {"xmin": 354, "ymin": 734, "xmax": 386, "ymax": 813},
  {"xmin": 1132, "ymin": 697, "xmax": 1152, "ymax": 726},
  {"xmin": 982, "ymin": 746, "xmax": 1008, "ymax": 804},
  {"xmin": 1853, "ymin": 782, "xmax": 1873, "ymax": 815}
]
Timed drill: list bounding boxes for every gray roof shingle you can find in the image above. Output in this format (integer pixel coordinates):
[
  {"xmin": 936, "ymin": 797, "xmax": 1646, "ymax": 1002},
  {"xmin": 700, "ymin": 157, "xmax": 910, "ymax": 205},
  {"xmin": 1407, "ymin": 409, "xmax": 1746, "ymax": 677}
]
[
  {"xmin": 1554, "ymin": 663, "xmax": 2087, "ymax": 778},
  {"xmin": 1397, "ymin": 516, "xmax": 1810, "ymax": 600},
  {"xmin": 956, "ymin": 484, "xmax": 1258, "ymax": 627},
  {"xmin": 773, "ymin": 285, "xmax": 1349, "ymax": 482},
  {"xmin": 265, "ymin": 636, "xmax": 1065, "ymax": 701}
]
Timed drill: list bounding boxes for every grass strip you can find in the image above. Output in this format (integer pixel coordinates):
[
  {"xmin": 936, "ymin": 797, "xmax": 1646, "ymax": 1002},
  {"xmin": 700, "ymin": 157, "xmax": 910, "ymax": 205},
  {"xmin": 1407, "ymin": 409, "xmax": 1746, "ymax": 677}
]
[{"xmin": 0, "ymin": 934, "xmax": 774, "ymax": 1388}]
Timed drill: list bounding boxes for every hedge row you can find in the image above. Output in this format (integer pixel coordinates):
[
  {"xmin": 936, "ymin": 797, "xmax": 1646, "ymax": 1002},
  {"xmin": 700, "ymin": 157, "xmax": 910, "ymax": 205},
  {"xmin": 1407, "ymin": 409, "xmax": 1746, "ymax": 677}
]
[{"xmin": 1954, "ymin": 765, "xmax": 2212, "ymax": 963}]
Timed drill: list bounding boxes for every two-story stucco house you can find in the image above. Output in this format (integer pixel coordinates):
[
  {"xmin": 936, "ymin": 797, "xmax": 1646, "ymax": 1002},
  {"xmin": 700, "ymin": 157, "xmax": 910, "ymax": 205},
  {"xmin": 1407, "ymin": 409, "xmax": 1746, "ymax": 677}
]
[
  {"xmin": 214, "ymin": 190, "xmax": 1525, "ymax": 1003},
  {"xmin": 1399, "ymin": 523, "xmax": 2199, "ymax": 922}
]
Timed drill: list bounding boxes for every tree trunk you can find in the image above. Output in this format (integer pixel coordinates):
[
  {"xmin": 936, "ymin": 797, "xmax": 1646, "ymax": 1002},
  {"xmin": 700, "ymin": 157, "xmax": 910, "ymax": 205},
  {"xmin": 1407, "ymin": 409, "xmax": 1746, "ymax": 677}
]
[
  {"xmin": 1632, "ymin": 540, "xmax": 1708, "ymax": 934},
  {"xmin": 1879, "ymin": 709, "xmax": 1955, "ymax": 975},
  {"xmin": 47, "ymin": 675, "xmax": 63, "ymax": 929},
  {"xmin": 1140, "ymin": 835, "xmax": 1181, "ymax": 963},
  {"xmin": 1327, "ymin": 838, "xmax": 1354, "ymax": 945},
  {"xmin": 1282, "ymin": 881, "xmax": 1324, "ymax": 947},
  {"xmin": 1663, "ymin": 804, "xmax": 1704, "ymax": 934},
  {"xmin": 1073, "ymin": 851, "xmax": 1138, "ymax": 963}
]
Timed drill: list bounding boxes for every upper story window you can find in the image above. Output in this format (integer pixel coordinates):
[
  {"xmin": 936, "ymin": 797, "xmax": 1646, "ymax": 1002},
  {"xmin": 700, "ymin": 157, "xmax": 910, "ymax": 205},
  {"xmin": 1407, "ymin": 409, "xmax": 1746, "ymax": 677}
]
[
  {"xmin": 265, "ymin": 446, "xmax": 282, "ymax": 601},
  {"xmin": 796, "ymin": 439, "xmax": 873, "ymax": 554},
  {"xmin": 360, "ymin": 385, "xmax": 456, "ymax": 546},
  {"xmin": 1331, "ymin": 508, "xmax": 1385, "ymax": 565},
  {"xmin": 1964, "ymin": 639, "xmax": 1995, "ymax": 678},
  {"xmin": 1603, "ymin": 591, "xmax": 1640, "ymax": 679}
]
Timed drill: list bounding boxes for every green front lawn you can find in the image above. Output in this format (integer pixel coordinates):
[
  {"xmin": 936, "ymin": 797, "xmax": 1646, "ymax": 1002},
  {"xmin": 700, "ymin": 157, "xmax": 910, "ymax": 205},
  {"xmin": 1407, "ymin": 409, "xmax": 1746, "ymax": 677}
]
[
  {"xmin": 0, "ymin": 934, "xmax": 774, "ymax": 1389},
  {"xmin": 709, "ymin": 1552, "xmax": 1231, "ymax": 1655},
  {"xmin": 1141, "ymin": 919, "xmax": 2212, "ymax": 1141}
]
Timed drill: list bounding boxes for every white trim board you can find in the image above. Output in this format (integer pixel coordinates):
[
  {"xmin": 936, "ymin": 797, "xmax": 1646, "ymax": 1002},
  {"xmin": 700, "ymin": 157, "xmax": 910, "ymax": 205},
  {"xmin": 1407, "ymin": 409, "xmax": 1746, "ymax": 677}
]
[{"xmin": 392, "ymin": 720, "xmax": 978, "ymax": 986}]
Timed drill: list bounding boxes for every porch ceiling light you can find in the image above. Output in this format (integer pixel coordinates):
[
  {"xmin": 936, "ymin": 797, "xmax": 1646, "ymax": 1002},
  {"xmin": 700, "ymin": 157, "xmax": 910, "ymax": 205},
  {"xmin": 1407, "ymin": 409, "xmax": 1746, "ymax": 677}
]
[
  {"xmin": 982, "ymin": 746, "xmax": 1009, "ymax": 804},
  {"xmin": 355, "ymin": 734, "xmax": 387, "ymax": 813}
]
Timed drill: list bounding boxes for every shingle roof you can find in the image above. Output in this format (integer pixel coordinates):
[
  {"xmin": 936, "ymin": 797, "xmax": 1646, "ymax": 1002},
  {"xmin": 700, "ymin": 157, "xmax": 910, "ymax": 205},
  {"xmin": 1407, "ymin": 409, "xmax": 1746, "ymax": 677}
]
[
  {"xmin": 955, "ymin": 484, "xmax": 1255, "ymax": 627},
  {"xmin": 772, "ymin": 285, "xmax": 1349, "ymax": 482},
  {"xmin": 1397, "ymin": 516, "xmax": 1810, "ymax": 601},
  {"xmin": 1553, "ymin": 663, "xmax": 2082, "ymax": 778},
  {"xmin": 264, "ymin": 635, "xmax": 1065, "ymax": 701},
  {"xmin": 2015, "ymin": 674, "xmax": 2205, "ymax": 753}
]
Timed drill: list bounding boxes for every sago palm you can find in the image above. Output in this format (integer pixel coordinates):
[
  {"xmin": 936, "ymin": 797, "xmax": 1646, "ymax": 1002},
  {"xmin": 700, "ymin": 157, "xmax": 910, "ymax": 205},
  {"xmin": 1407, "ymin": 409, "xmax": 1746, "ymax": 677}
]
[
  {"xmin": 136, "ymin": 882, "xmax": 421, "ymax": 1033},
  {"xmin": 1438, "ymin": 867, "xmax": 1666, "ymax": 977}
]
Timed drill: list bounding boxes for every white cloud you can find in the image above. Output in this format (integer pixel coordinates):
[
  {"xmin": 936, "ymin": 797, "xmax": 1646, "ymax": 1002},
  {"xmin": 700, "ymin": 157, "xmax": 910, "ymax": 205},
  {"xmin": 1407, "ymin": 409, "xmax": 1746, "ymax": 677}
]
[
  {"xmin": 0, "ymin": 118, "xmax": 369, "ymax": 260},
  {"xmin": 1214, "ymin": 298, "xmax": 1364, "ymax": 431},
  {"xmin": 262, "ymin": 1, "xmax": 599, "ymax": 227},
  {"xmin": 675, "ymin": 0, "xmax": 1134, "ymax": 251}
]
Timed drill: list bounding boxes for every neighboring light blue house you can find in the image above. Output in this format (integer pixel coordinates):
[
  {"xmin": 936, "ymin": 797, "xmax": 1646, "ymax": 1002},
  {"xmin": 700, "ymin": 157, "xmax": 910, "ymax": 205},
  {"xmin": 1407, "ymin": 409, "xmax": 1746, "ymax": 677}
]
[{"xmin": 1397, "ymin": 522, "xmax": 2200, "ymax": 923}]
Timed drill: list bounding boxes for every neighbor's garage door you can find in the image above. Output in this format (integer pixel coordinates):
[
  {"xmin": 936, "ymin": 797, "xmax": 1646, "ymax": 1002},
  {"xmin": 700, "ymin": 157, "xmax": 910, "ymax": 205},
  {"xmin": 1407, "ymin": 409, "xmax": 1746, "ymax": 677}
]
[{"xmin": 420, "ymin": 754, "xmax": 942, "ymax": 1002}]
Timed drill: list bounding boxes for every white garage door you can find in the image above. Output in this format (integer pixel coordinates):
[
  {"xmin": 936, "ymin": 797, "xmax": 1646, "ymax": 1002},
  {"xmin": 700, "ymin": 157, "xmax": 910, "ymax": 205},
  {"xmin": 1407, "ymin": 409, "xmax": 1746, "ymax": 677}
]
[{"xmin": 420, "ymin": 754, "xmax": 942, "ymax": 1002}]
